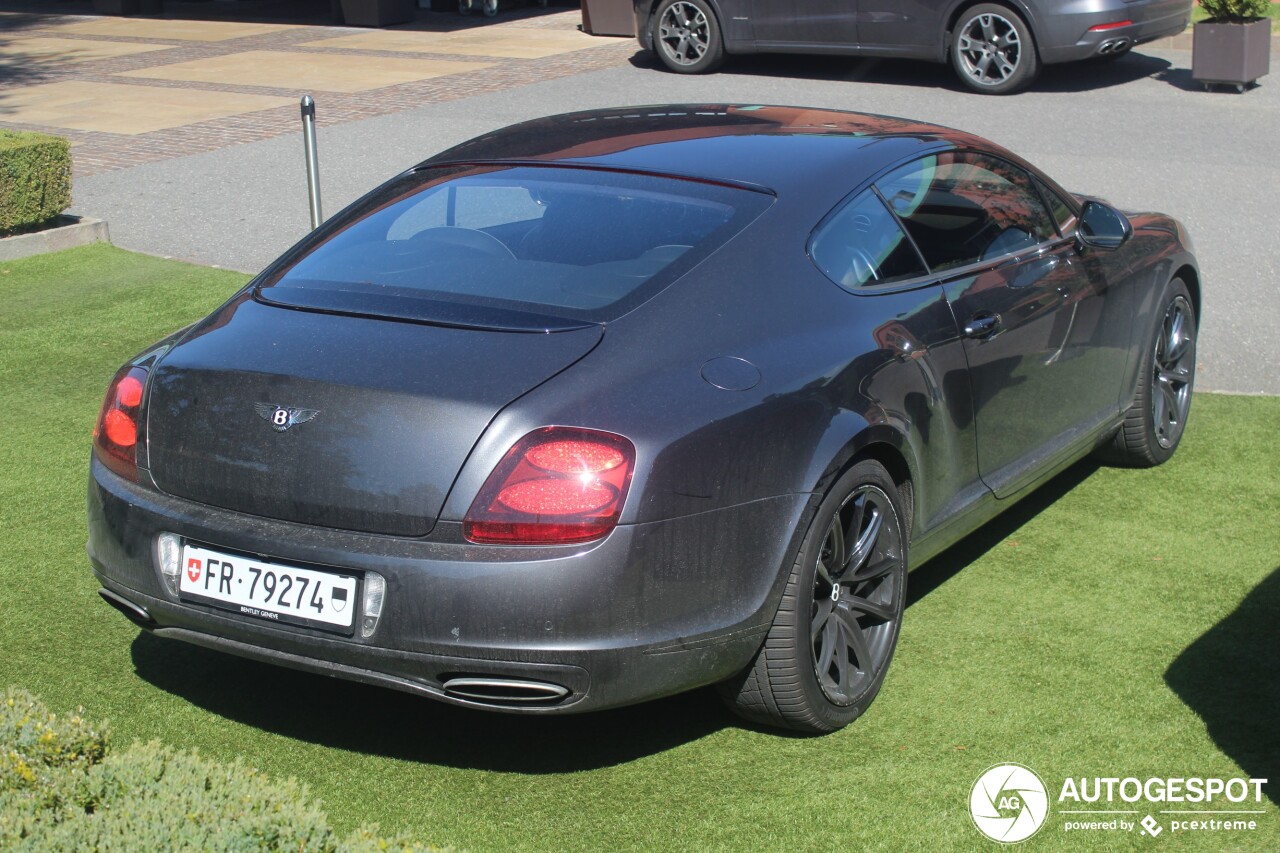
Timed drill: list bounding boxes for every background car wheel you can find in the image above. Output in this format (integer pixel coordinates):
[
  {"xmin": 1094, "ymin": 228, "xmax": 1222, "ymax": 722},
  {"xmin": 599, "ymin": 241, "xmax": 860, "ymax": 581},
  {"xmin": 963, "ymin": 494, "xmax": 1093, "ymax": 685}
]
[
  {"xmin": 950, "ymin": 4, "xmax": 1039, "ymax": 95},
  {"xmin": 651, "ymin": 0, "xmax": 725, "ymax": 74},
  {"xmin": 1097, "ymin": 278, "xmax": 1196, "ymax": 467},
  {"xmin": 720, "ymin": 460, "xmax": 908, "ymax": 734}
]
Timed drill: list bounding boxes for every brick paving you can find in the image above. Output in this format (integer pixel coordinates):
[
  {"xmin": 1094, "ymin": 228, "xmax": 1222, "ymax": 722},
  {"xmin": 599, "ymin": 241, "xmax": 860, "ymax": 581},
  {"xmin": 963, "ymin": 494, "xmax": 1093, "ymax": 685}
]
[{"xmin": 0, "ymin": 9, "xmax": 635, "ymax": 176}]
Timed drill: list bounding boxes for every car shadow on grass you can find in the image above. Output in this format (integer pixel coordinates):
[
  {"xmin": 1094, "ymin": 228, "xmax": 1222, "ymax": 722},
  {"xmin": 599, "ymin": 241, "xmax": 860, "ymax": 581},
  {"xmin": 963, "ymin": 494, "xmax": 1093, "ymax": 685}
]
[
  {"xmin": 129, "ymin": 630, "xmax": 734, "ymax": 772},
  {"xmin": 628, "ymin": 50, "xmax": 1170, "ymax": 94},
  {"xmin": 906, "ymin": 457, "xmax": 1099, "ymax": 607},
  {"xmin": 128, "ymin": 457, "xmax": 1102, "ymax": 766},
  {"xmin": 1164, "ymin": 567, "xmax": 1279, "ymax": 806}
]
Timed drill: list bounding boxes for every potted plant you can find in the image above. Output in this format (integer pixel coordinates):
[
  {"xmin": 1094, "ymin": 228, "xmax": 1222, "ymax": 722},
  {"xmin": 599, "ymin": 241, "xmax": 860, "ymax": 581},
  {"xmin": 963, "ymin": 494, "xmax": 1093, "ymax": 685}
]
[{"xmin": 1193, "ymin": 0, "xmax": 1272, "ymax": 91}]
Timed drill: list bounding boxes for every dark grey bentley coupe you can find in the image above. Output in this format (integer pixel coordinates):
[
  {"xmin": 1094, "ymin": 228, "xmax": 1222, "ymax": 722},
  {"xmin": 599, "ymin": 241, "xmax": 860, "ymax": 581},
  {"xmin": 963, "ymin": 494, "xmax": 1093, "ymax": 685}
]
[{"xmin": 89, "ymin": 105, "xmax": 1198, "ymax": 734}]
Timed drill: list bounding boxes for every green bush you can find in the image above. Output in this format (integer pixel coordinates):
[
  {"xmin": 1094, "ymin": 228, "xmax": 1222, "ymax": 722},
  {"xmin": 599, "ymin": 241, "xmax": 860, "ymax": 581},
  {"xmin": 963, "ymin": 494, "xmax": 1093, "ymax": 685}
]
[
  {"xmin": 0, "ymin": 131, "xmax": 72, "ymax": 236},
  {"xmin": 1199, "ymin": 0, "xmax": 1272, "ymax": 23},
  {"xmin": 0, "ymin": 688, "xmax": 445, "ymax": 852}
]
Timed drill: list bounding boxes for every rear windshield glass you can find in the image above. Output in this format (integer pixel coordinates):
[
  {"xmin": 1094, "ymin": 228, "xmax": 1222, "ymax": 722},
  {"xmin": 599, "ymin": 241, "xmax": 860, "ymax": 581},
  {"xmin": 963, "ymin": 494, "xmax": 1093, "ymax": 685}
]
[{"xmin": 258, "ymin": 165, "xmax": 772, "ymax": 330}]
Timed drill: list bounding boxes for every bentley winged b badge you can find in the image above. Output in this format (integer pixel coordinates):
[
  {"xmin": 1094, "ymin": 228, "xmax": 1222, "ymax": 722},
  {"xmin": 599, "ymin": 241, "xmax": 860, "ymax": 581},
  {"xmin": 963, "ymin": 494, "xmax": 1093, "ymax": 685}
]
[{"xmin": 254, "ymin": 403, "xmax": 320, "ymax": 433}]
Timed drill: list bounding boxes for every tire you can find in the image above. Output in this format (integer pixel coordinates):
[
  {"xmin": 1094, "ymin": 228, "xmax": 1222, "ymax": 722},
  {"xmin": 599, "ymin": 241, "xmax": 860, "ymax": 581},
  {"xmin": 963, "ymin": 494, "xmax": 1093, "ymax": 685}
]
[
  {"xmin": 1097, "ymin": 278, "xmax": 1196, "ymax": 467},
  {"xmin": 950, "ymin": 4, "xmax": 1039, "ymax": 95},
  {"xmin": 651, "ymin": 0, "xmax": 725, "ymax": 74},
  {"xmin": 719, "ymin": 460, "xmax": 908, "ymax": 734}
]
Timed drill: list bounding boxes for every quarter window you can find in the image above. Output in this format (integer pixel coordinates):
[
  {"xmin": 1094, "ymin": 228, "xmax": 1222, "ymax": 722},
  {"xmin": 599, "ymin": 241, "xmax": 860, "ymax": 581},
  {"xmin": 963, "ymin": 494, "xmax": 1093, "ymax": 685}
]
[
  {"xmin": 875, "ymin": 153, "xmax": 1057, "ymax": 272},
  {"xmin": 1034, "ymin": 177, "xmax": 1078, "ymax": 237},
  {"xmin": 810, "ymin": 190, "xmax": 928, "ymax": 290}
]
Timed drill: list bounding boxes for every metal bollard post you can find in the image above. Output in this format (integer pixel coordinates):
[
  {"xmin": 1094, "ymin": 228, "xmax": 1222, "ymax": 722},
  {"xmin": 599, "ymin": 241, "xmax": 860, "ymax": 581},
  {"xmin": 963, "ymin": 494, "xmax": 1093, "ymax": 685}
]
[{"xmin": 300, "ymin": 95, "xmax": 323, "ymax": 230}]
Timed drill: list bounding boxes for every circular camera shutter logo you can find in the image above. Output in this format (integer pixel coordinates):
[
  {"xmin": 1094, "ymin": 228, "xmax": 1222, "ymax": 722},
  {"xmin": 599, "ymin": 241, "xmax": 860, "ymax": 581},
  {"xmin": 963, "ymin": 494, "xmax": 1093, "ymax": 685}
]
[{"xmin": 969, "ymin": 763, "xmax": 1049, "ymax": 843}]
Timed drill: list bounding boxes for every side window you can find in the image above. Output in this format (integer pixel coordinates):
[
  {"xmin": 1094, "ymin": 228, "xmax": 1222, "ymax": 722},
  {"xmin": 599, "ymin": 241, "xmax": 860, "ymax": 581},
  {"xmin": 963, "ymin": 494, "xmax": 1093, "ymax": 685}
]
[
  {"xmin": 810, "ymin": 190, "xmax": 928, "ymax": 290},
  {"xmin": 1034, "ymin": 177, "xmax": 1078, "ymax": 237},
  {"xmin": 875, "ymin": 153, "xmax": 1057, "ymax": 272}
]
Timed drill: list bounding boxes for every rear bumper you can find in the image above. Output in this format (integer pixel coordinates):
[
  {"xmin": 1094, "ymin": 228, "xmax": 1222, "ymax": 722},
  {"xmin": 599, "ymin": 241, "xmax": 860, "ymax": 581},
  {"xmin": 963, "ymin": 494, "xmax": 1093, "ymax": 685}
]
[
  {"xmin": 1037, "ymin": 0, "xmax": 1193, "ymax": 64},
  {"xmin": 88, "ymin": 457, "xmax": 808, "ymax": 714}
]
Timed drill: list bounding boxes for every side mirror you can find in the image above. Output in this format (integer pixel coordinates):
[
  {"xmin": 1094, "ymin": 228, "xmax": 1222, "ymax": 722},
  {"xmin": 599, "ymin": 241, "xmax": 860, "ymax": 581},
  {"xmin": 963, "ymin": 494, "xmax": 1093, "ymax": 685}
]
[{"xmin": 1076, "ymin": 200, "xmax": 1132, "ymax": 251}]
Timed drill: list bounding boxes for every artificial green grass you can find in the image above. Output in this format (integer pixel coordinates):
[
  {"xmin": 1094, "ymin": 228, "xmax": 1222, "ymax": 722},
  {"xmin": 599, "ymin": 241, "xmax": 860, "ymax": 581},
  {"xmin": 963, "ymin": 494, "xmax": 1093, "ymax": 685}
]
[{"xmin": 1, "ymin": 244, "xmax": 1276, "ymax": 851}]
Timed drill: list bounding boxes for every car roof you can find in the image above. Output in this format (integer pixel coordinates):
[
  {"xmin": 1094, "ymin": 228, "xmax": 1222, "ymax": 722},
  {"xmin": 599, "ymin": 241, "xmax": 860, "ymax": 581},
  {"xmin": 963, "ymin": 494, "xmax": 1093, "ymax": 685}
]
[{"xmin": 421, "ymin": 104, "xmax": 1011, "ymax": 197}]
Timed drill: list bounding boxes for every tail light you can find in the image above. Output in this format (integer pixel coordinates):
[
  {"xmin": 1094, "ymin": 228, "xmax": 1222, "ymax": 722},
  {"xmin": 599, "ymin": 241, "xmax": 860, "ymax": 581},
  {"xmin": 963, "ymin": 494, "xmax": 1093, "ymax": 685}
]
[
  {"xmin": 464, "ymin": 427, "xmax": 635, "ymax": 545},
  {"xmin": 1087, "ymin": 20, "xmax": 1132, "ymax": 31},
  {"xmin": 94, "ymin": 365, "xmax": 148, "ymax": 482}
]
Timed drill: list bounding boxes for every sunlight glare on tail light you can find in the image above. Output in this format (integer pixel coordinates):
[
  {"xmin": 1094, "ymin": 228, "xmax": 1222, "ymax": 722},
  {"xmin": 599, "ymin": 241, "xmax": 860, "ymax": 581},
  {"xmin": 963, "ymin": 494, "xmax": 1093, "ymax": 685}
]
[
  {"xmin": 464, "ymin": 427, "xmax": 635, "ymax": 545},
  {"xmin": 94, "ymin": 365, "xmax": 148, "ymax": 482},
  {"xmin": 525, "ymin": 440, "xmax": 625, "ymax": 474},
  {"xmin": 157, "ymin": 532, "xmax": 181, "ymax": 597},
  {"xmin": 361, "ymin": 573, "xmax": 385, "ymax": 639}
]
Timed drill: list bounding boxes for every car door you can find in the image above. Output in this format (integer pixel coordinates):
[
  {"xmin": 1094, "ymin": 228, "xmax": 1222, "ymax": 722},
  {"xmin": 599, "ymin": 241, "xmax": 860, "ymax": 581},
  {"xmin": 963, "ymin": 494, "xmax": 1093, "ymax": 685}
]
[
  {"xmin": 807, "ymin": 186, "xmax": 984, "ymax": 543},
  {"xmin": 875, "ymin": 152, "xmax": 1114, "ymax": 499},
  {"xmin": 853, "ymin": 0, "xmax": 945, "ymax": 55},
  {"xmin": 748, "ymin": 0, "xmax": 859, "ymax": 47}
]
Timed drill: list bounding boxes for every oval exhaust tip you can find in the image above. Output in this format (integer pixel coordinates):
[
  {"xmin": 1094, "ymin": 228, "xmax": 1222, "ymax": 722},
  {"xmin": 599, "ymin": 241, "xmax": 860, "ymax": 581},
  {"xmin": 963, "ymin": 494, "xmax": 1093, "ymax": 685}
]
[
  {"xmin": 442, "ymin": 676, "xmax": 571, "ymax": 706},
  {"xmin": 99, "ymin": 588, "xmax": 154, "ymax": 627}
]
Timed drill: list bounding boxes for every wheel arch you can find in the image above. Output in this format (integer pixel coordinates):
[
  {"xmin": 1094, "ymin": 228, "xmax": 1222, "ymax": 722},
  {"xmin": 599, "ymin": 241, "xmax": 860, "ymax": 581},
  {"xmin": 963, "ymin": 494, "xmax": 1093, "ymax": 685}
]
[
  {"xmin": 811, "ymin": 426, "xmax": 918, "ymax": 544},
  {"xmin": 943, "ymin": 0, "xmax": 1041, "ymax": 59},
  {"xmin": 1173, "ymin": 263, "xmax": 1201, "ymax": 329},
  {"xmin": 642, "ymin": 0, "xmax": 728, "ymax": 36}
]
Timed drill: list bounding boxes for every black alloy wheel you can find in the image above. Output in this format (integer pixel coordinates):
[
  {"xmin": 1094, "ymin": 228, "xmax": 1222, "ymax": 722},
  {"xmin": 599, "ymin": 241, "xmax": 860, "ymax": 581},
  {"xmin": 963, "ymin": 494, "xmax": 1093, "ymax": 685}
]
[
  {"xmin": 720, "ymin": 460, "xmax": 908, "ymax": 733},
  {"xmin": 1098, "ymin": 277, "xmax": 1196, "ymax": 467}
]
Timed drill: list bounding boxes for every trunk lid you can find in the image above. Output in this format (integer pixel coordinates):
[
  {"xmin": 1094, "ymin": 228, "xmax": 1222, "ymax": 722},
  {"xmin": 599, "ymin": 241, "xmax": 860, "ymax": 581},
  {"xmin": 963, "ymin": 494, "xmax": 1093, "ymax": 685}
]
[{"xmin": 145, "ymin": 296, "xmax": 601, "ymax": 536}]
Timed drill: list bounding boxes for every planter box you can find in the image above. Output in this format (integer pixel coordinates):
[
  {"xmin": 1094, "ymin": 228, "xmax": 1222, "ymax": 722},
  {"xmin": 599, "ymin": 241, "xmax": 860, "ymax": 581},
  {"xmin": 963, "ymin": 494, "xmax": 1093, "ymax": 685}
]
[
  {"xmin": 339, "ymin": 0, "xmax": 416, "ymax": 26},
  {"xmin": 582, "ymin": 0, "xmax": 635, "ymax": 36},
  {"xmin": 1192, "ymin": 18, "xmax": 1271, "ymax": 89}
]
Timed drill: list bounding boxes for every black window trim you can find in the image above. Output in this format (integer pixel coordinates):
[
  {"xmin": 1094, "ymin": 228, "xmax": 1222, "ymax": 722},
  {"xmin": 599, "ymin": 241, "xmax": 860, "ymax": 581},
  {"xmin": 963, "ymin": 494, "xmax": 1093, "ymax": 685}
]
[{"xmin": 807, "ymin": 147, "xmax": 1079, "ymax": 297}]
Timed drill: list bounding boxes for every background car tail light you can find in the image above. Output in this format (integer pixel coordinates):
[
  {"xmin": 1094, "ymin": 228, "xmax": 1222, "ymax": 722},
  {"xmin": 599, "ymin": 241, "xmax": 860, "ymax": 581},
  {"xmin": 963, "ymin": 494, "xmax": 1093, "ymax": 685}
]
[
  {"xmin": 464, "ymin": 428, "xmax": 635, "ymax": 545},
  {"xmin": 94, "ymin": 365, "xmax": 148, "ymax": 482},
  {"xmin": 1088, "ymin": 20, "xmax": 1132, "ymax": 31}
]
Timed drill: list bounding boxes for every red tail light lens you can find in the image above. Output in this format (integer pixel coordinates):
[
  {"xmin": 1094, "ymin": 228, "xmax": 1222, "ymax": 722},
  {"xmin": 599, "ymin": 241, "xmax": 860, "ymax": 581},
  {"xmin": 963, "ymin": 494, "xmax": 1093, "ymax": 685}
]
[
  {"xmin": 1087, "ymin": 19, "xmax": 1132, "ymax": 31},
  {"xmin": 94, "ymin": 366, "xmax": 148, "ymax": 482},
  {"xmin": 464, "ymin": 428, "xmax": 636, "ymax": 545}
]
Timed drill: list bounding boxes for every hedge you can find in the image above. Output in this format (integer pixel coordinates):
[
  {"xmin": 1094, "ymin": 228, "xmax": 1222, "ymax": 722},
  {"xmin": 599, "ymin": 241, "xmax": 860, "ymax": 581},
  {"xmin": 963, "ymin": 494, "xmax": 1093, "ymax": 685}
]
[
  {"xmin": 0, "ymin": 688, "xmax": 448, "ymax": 852},
  {"xmin": 0, "ymin": 131, "xmax": 72, "ymax": 236},
  {"xmin": 1200, "ymin": 0, "xmax": 1272, "ymax": 21}
]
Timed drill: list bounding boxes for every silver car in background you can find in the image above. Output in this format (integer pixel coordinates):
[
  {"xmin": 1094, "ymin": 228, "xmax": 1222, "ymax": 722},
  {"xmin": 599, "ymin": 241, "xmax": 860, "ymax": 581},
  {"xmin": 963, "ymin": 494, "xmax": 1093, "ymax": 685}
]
[{"xmin": 635, "ymin": 0, "xmax": 1193, "ymax": 93}]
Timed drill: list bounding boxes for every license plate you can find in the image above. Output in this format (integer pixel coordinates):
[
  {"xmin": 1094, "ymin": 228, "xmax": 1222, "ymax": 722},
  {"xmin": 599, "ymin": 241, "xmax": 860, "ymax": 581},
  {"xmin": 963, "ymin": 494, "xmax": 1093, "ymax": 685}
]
[{"xmin": 179, "ymin": 542, "xmax": 358, "ymax": 633}]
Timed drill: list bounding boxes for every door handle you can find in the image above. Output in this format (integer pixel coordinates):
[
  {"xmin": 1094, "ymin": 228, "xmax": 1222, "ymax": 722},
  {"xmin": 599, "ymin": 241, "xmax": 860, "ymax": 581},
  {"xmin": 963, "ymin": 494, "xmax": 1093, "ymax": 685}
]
[{"xmin": 963, "ymin": 313, "xmax": 1001, "ymax": 339}]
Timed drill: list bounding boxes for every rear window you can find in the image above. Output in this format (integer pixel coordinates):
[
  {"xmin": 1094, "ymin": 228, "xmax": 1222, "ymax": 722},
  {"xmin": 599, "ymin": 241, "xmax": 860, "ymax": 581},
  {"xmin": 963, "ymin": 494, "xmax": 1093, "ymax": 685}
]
[{"xmin": 258, "ymin": 165, "xmax": 772, "ymax": 330}]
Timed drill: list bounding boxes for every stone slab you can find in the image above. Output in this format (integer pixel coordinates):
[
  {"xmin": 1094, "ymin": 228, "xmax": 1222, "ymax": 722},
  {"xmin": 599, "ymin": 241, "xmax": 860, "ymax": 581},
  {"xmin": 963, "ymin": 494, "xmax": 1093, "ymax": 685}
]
[
  {"xmin": 0, "ymin": 37, "xmax": 174, "ymax": 65},
  {"xmin": 303, "ymin": 27, "xmax": 599, "ymax": 59},
  {"xmin": 0, "ymin": 81, "xmax": 293, "ymax": 134},
  {"xmin": 49, "ymin": 18, "xmax": 293, "ymax": 42},
  {"xmin": 116, "ymin": 49, "xmax": 490, "ymax": 93}
]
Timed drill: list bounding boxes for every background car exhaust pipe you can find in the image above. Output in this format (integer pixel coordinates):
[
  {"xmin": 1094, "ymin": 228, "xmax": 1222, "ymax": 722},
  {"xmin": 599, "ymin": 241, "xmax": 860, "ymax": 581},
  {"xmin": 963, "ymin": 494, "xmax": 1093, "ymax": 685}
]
[
  {"xmin": 441, "ymin": 676, "xmax": 571, "ymax": 706},
  {"xmin": 98, "ymin": 588, "xmax": 155, "ymax": 627},
  {"xmin": 1097, "ymin": 39, "xmax": 1131, "ymax": 55}
]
